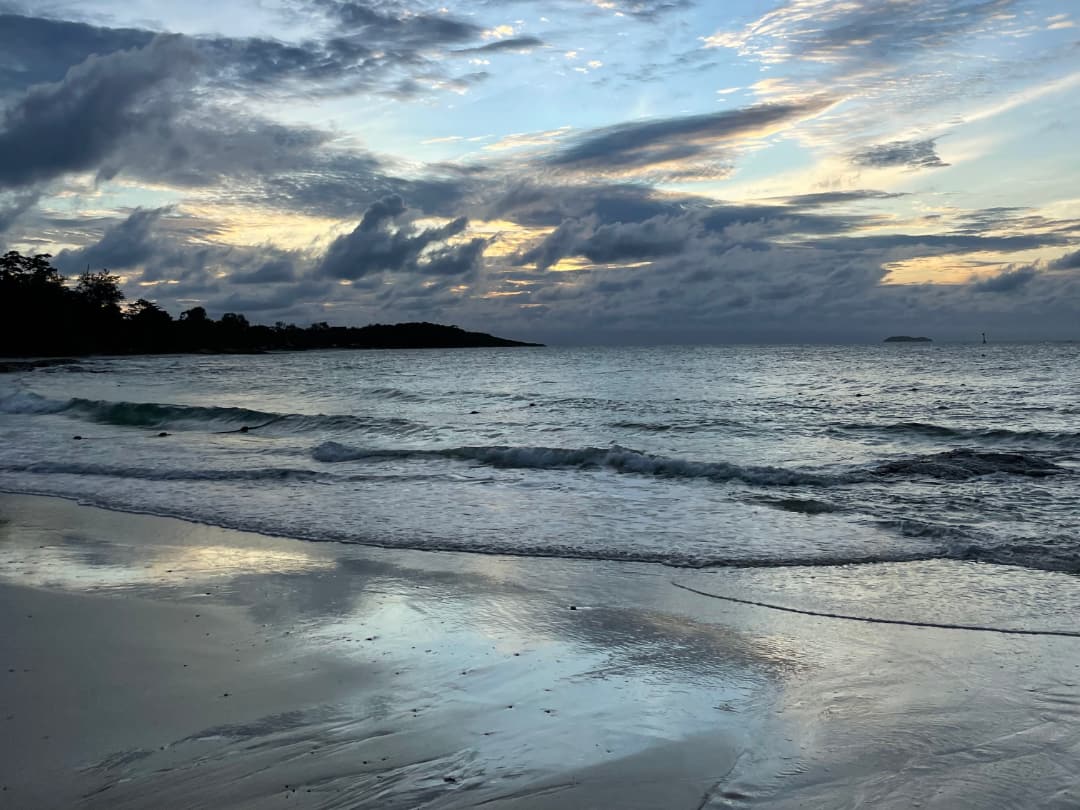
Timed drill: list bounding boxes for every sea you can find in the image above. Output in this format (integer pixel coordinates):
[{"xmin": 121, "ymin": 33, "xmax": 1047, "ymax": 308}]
[{"xmin": 1, "ymin": 343, "xmax": 1078, "ymax": 574}]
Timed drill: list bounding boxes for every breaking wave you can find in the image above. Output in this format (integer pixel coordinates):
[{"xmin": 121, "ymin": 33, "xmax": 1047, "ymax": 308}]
[
  {"xmin": 312, "ymin": 442, "xmax": 852, "ymax": 486},
  {"xmin": 313, "ymin": 442, "xmax": 1070, "ymax": 486},
  {"xmin": 0, "ymin": 392, "xmax": 420, "ymax": 434}
]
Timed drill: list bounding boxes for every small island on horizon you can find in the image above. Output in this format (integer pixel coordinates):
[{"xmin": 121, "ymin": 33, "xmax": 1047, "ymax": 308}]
[
  {"xmin": 0, "ymin": 251, "xmax": 540, "ymax": 357},
  {"xmin": 883, "ymin": 335, "xmax": 933, "ymax": 343}
]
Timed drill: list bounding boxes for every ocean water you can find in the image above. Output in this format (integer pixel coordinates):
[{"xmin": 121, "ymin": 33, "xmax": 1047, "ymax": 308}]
[{"xmin": 1, "ymin": 344, "xmax": 1078, "ymax": 572}]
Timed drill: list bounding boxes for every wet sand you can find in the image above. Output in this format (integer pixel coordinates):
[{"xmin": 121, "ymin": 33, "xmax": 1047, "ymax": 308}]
[{"xmin": 1, "ymin": 493, "xmax": 1078, "ymax": 808}]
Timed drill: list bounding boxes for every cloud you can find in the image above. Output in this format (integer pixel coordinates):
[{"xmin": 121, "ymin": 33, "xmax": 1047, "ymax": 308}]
[
  {"xmin": 777, "ymin": 190, "xmax": 908, "ymax": 206},
  {"xmin": 319, "ymin": 1, "xmax": 481, "ymax": 43},
  {"xmin": 851, "ymin": 138, "xmax": 949, "ymax": 170},
  {"xmin": 318, "ymin": 195, "xmax": 488, "ymax": 279},
  {"xmin": 0, "ymin": 9, "xmax": 502, "ymax": 105},
  {"xmin": 1048, "ymin": 249, "xmax": 1080, "ymax": 270},
  {"xmin": 511, "ymin": 192, "xmax": 888, "ymax": 271},
  {"xmin": 0, "ymin": 13, "xmax": 153, "ymax": 97},
  {"xmin": 584, "ymin": 0, "xmax": 695, "ymax": 19},
  {"xmin": 705, "ymin": 0, "xmax": 1017, "ymax": 66},
  {"xmin": 455, "ymin": 36, "xmax": 545, "ymax": 54},
  {"xmin": 229, "ymin": 257, "xmax": 299, "ymax": 284},
  {"xmin": 0, "ymin": 190, "xmax": 40, "ymax": 235},
  {"xmin": 0, "ymin": 36, "xmax": 200, "ymax": 189},
  {"xmin": 48, "ymin": 206, "xmax": 325, "ymax": 319},
  {"xmin": 547, "ymin": 99, "xmax": 833, "ymax": 175},
  {"xmin": 53, "ymin": 208, "xmax": 169, "ymax": 273},
  {"xmin": 106, "ymin": 112, "xmax": 355, "ymax": 188},
  {"xmin": 517, "ymin": 213, "xmax": 696, "ymax": 270},
  {"xmin": 971, "ymin": 264, "xmax": 1037, "ymax": 293}
]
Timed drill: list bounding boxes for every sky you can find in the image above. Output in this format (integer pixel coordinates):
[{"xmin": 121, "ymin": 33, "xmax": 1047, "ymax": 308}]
[{"xmin": 0, "ymin": 0, "xmax": 1078, "ymax": 343}]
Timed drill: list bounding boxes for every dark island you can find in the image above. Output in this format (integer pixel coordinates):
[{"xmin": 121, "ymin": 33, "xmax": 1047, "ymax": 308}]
[
  {"xmin": 883, "ymin": 336, "xmax": 933, "ymax": 343},
  {"xmin": 0, "ymin": 251, "xmax": 540, "ymax": 357}
]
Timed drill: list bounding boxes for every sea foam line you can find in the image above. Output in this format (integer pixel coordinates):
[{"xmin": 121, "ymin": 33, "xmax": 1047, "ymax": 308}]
[{"xmin": 671, "ymin": 581, "xmax": 1080, "ymax": 638}]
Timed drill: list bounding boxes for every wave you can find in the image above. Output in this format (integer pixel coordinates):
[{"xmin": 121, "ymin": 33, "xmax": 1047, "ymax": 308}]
[
  {"xmin": 872, "ymin": 448, "xmax": 1065, "ymax": 480},
  {"xmin": 0, "ymin": 392, "xmax": 421, "ymax": 435},
  {"xmin": 312, "ymin": 441, "xmax": 847, "ymax": 486},
  {"xmin": 0, "ymin": 461, "xmax": 325, "ymax": 482},
  {"xmin": 837, "ymin": 421, "xmax": 1080, "ymax": 448},
  {"xmin": 2, "ymin": 484, "xmax": 1077, "ymax": 574},
  {"xmin": 362, "ymin": 386, "xmax": 425, "ymax": 402},
  {"xmin": 957, "ymin": 534, "xmax": 1080, "ymax": 573},
  {"xmin": 0, "ymin": 484, "xmax": 949, "ymax": 570},
  {"xmin": 753, "ymin": 497, "xmax": 842, "ymax": 515},
  {"xmin": 315, "ymin": 442, "xmax": 1070, "ymax": 485},
  {"xmin": 607, "ymin": 418, "xmax": 745, "ymax": 432},
  {"xmin": 0, "ymin": 390, "xmax": 71, "ymax": 414}
]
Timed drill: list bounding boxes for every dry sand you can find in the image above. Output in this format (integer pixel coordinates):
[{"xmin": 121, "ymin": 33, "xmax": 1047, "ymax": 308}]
[{"xmin": 1, "ymin": 493, "xmax": 1078, "ymax": 808}]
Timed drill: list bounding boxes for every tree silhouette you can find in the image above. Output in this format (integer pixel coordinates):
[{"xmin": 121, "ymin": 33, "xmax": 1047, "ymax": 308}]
[
  {"xmin": 0, "ymin": 251, "xmax": 539, "ymax": 357},
  {"xmin": 76, "ymin": 271, "xmax": 124, "ymax": 312}
]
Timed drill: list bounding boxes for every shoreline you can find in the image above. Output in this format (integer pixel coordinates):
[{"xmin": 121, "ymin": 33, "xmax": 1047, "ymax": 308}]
[{"xmin": 2, "ymin": 493, "xmax": 1079, "ymax": 808}]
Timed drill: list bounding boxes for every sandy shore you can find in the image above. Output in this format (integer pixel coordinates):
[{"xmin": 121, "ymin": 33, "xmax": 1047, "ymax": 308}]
[{"xmin": 2, "ymin": 493, "xmax": 1079, "ymax": 808}]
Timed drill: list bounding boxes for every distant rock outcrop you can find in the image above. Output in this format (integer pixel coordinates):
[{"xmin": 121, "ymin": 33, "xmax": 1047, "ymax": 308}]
[{"xmin": 883, "ymin": 335, "xmax": 932, "ymax": 343}]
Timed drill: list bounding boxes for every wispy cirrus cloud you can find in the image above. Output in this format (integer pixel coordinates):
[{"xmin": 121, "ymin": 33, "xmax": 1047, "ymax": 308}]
[
  {"xmin": 703, "ymin": 0, "xmax": 1019, "ymax": 66},
  {"xmin": 455, "ymin": 36, "xmax": 545, "ymax": 54},
  {"xmin": 545, "ymin": 99, "xmax": 835, "ymax": 177}
]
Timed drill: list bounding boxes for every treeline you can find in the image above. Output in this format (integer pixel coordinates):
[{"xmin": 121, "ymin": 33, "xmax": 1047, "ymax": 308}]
[{"xmin": 0, "ymin": 251, "xmax": 539, "ymax": 357}]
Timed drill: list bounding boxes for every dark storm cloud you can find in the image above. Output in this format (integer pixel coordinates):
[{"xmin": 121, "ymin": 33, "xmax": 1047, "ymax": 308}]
[
  {"xmin": 109, "ymin": 113, "xmax": 358, "ymax": 188},
  {"xmin": 0, "ymin": 190, "xmax": 40, "ymax": 235},
  {"xmin": 547, "ymin": 100, "xmax": 831, "ymax": 172},
  {"xmin": 214, "ymin": 279, "xmax": 331, "ymax": 313},
  {"xmin": 318, "ymin": 195, "xmax": 487, "ymax": 280},
  {"xmin": 1048, "ymin": 249, "xmax": 1080, "ymax": 270},
  {"xmin": 455, "ymin": 37, "xmax": 545, "ymax": 54},
  {"xmin": 0, "ymin": 36, "xmax": 199, "ymax": 189},
  {"xmin": 0, "ymin": 14, "xmax": 435, "ymax": 203},
  {"xmin": 812, "ymin": 232, "xmax": 1067, "ymax": 253},
  {"xmin": 53, "ymin": 208, "xmax": 167, "ymax": 272},
  {"xmin": 0, "ymin": 23, "xmax": 386, "ymax": 194},
  {"xmin": 518, "ymin": 214, "xmax": 696, "ymax": 270},
  {"xmin": 0, "ymin": 8, "xmax": 498, "ymax": 103},
  {"xmin": 45, "ymin": 206, "xmax": 329, "ymax": 320},
  {"xmin": 510, "ymin": 188, "xmax": 887, "ymax": 270},
  {"xmin": 229, "ymin": 258, "xmax": 299, "ymax": 285},
  {"xmin": 480, "ymin": 181, "xmax": 699, "ymax": 228},
  {"xmin": 972, "ymin": 265, "xmax": 1037, "ymax": 293},
  {"xmin": 247, "ymin": 169, "xmax": 474, "ymax": 221},
  {"xmin": 852, "ymin": 138, "xmax": 948, "ymax": 170},
  {"xmin": 0, "ymin": 13, "xmax": 153, "ymax": 95}
]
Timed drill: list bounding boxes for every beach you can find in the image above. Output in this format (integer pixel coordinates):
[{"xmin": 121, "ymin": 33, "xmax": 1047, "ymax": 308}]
[{"xmin": 3, "ymin": 493, "xmax": 1078, "ymax": 808}]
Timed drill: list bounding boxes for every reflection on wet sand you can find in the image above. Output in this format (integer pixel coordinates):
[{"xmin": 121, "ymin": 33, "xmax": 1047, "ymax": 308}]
[{"xmin": 2, "ymin": 494, "xmax": 1079, "ymax": 809}]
